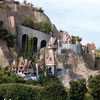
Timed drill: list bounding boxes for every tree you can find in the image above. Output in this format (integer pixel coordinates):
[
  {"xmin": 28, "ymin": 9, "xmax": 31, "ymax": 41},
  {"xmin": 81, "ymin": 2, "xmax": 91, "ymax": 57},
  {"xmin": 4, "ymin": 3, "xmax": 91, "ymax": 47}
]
[
  {"xmin": 39, "ymin": 84, "xmax": 67, "ymax": 100},
  {"xmin": 42, "ymin": 52, "xmax": 46, "ymax": 76},
  {"xmin": 24, "ymin": 36, "xmax": 28, "ymax": 59},
  {"xmin": 69, "ymin": 78, "xmax": 87, "ymax": 100},
  {"xmin": 88, "ymin": 75, "xmax": 100, "ymax": 100},
  {"xmin": 71, "ymin": 36, "xmax": 82, "ymax": 44},
  {"xmin": 27, "ymin": 39, "xmax": 31, "ymax": 60}
]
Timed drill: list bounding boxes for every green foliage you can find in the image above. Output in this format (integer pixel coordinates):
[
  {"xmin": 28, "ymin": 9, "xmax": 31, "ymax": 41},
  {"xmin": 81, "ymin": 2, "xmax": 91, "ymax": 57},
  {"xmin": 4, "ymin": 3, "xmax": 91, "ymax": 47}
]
[
  {"xmin": 0, "ymin": 68, "xmax": 25, "ymax": 84},
  {"xmin": 0, "ymin": 29, "xmax": 16, "ymax": 47},
  {"xmin": 23, "ymin": 17, "xmax": 51, "ymax": 33},
  {"xmin": 69, "ymin": 78, "xmax": 87, "ymax": 100},
  {"xmin": 36, "ymin": 20, "xmax": 51, "ymax": 33},
  {"xmin": 42, "ymin": 52, "xmax": 46, "ymax": 75},
  {"xmin": 84, "ymin": 93, "xmax": 94, "ymax": 100},
  {"xmin": 24, "ymin": 36, "xmax": 28, "ymax": 59},
  {"xmin": 23, "ymin": 17, "xmax": 35, "ymax": 29},
  {"xmin": 31, "ymin": 38, "xmax": 34, "ymax": 57},
  {"xmin": 39, "ymin": 84, "xmax": 67, "ymax": 100},
  {"xmin": 0, "ymin": 84, "xmax": 41, "ymax": 100},
  {"xmin": 34, "ymin": 7, "xmax": 44, "ymax": 13},
  {"xmin": 71, "ymin": 36, "xmax": 82, "ymax": 44},
  {"xmin": 96, "ymin": 47, "xmax": 100, "ymax": 59},
  {"xmin": 37, "ymin": 75, "xmax": 62, "ymax": 87},
  {"xmin": 12, "ymin": 0, "xmax": 20, "ymax": 4},
  {"xmin": 27, "ymin": 39, "xmax": 31, "ymax": 60},
  {"xmin": 88, "ymin": 75, "xmax": 100, "ymax": 100}
]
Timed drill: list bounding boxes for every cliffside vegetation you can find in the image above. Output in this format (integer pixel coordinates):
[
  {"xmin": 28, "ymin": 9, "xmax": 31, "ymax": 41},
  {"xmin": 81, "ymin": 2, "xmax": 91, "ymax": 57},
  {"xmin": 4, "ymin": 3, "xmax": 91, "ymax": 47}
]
[
  {"xmin": 34, "ymin": 7, "xmax": 44, "ymax": 13},
  {"xmin": 22, "ymin": 17, "xmax": 51, "ymax": 34},
  {"xmin": 0, "ymin": 20, "xmax": 16, "ymax": 47},
  {"xmin": 71, "ymin": 36, "xmax": 82, "ymax": 44},
  {"xmin": 96, "ymin": 48, "xmax": 100, "ymax": 59}
]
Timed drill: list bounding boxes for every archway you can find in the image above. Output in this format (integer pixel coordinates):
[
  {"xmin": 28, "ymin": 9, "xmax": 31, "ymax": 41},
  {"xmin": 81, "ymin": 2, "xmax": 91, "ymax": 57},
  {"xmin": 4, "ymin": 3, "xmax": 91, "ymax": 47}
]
[
  {"xmin": 22, "ymin": 34, "xmax": 29, "ymax": 53},
  {"xmin": 33, "ymin": 37, "xmax": 38, "ymax": 52},
  {"xmin": 41, "ymin": 40, "xmax": 46, "ymax": 48}
]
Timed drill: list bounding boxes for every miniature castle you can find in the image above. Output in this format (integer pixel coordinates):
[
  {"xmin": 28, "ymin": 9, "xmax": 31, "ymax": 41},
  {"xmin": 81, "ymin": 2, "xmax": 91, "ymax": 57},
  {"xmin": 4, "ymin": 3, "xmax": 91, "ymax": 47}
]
[{"xmin": 11, "ymin": 31, "xmax": 96, "ymax": 77}]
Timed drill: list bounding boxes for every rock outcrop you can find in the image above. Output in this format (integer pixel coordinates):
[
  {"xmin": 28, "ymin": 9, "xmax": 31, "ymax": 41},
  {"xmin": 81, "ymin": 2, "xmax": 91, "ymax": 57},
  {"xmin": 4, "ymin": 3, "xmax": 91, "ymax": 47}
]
[
  {"xmin": 0, "ymin": 40, "xmax": 17, "ymax": 67},
  {"xmin": 56, "ymin": 49, "xmax": 99, "ymax": 87},
  {"xmin": 0, "ymin": 2, "xmax": 58, "ymax": 35}
]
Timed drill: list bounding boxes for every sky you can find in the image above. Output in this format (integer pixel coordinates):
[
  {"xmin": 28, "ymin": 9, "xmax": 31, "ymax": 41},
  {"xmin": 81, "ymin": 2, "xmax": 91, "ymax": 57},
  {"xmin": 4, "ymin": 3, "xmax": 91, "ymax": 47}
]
[{"xmin": 17, "ymin": 0, "xmax": 100, "ymax": 48}]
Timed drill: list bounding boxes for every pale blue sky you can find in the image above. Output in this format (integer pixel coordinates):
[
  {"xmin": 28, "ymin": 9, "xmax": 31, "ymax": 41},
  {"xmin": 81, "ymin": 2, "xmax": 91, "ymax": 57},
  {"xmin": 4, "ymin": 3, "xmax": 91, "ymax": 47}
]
[{"xmin": 17, "ymin": 0, "xmax": 100, "ymax": 48}]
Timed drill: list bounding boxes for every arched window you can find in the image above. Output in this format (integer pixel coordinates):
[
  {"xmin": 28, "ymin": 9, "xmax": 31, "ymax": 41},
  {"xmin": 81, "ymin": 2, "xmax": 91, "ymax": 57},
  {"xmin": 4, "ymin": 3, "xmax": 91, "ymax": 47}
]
[{"xmin": 41, "ymin": 40, "xmax": 46, "ymax": 48}]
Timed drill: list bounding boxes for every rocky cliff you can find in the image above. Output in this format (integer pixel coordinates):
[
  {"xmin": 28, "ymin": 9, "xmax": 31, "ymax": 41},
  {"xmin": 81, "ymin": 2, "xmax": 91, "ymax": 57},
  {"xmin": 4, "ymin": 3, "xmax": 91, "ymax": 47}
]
[
  {"xmin": 0, "ymin": 2, "xmax": 58, "ymax": 35},
  {"xmin": 0, "ymin": 40, "xmax": 17, "ymax": 67},
  {"xmin": 55, "ymin": 49, "xmax": 99, "ymax": 87}
]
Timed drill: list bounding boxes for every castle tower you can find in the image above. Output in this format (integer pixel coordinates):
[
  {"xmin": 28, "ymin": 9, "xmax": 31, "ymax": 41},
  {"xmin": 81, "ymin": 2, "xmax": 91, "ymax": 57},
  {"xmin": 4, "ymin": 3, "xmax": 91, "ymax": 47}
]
[{"xmin": 46, "ymin": 36, "xmax": 57, "ymax": 75}]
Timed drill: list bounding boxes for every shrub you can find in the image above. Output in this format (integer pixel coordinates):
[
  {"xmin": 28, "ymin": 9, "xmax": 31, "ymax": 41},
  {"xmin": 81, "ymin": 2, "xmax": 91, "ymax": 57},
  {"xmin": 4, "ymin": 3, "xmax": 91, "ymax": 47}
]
[
  {"xmin": 0, "ymin": 84, "xmax": 41, "ymax": 100},
  {"xmin": 12, "ymin": 1, "xmax": 20, "ymax": 4},
  {"xmin": 22, "ymin": 17, "xmax": 51, "ymax": 34},
  {"xmin": 0, "ymin": 28, "xmax": 16, "ymax": 47},
  {"xmin": 84, "ymin": 93, "xmax": 94, "ymax": 100},
  {"xmin": 71, "ymin": 36, "xmax": 82, "ymax": 44},
  {"xmin": 34, "ymin": 7, "xmax": 44, "ymax": 13},
  {"xmin": 69, "ymin": 78, "xmax": 87, "ymax": 100},
  {"xmin": 88, "ymin": 75, "xmax": 100, "ymax": 100},
  {"xmin": 38, "ymin": 84, "xmax": 67, "ymax": 100},
  {"xmin": 37, "ymin": 75, "xmax": 62, "ymax": 87},
  {"xmin": 23, "ymin": 17, "xmax": 35, "ymax": 29}
]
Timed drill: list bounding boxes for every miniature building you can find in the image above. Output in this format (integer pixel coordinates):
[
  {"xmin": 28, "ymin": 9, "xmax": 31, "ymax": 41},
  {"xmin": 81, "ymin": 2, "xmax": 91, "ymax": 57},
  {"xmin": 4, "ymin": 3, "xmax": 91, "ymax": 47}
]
[
  {"xmin": 86, "ymin": 43, "xmax": 96, "ymax": 53},
  {"xmin": 46, "ymin": 36, "xmax": 57, "ymax": 75},
  {"xmin": 11, "ymin": 60, "xmax": 17, "ymax": 72},
  {"xmin": 60, "ymin": 32, "xmax": 72, "ymax": 45},
  {"xmin": 17, "ymin": 57, "xmax": 25, "ymax": 74},
  {"xmin": 10, "ymin": 56, "xmax": 42, "ymax": 76}
]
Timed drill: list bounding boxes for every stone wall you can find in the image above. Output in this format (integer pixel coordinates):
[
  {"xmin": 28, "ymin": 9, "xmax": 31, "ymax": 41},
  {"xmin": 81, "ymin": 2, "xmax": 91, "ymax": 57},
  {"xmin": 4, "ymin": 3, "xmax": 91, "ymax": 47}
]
[{"xmin": 17, "ymin": 25, "xmax": 51, "ymax": 51}]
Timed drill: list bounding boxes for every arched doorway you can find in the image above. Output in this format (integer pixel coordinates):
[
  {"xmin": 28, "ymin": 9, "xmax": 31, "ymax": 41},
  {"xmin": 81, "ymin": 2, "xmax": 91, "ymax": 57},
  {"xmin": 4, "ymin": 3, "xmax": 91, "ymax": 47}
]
[
  {"xmin": 41, "ymin": 40, "xmax": 46, "ymax": 48},
  {"xmin": 33, "ymin": 37, "xmax": 38, "ymax": 52},
  {"xmin": 22, "ymin": 34, "xmax": 29, "ymax": 53}
]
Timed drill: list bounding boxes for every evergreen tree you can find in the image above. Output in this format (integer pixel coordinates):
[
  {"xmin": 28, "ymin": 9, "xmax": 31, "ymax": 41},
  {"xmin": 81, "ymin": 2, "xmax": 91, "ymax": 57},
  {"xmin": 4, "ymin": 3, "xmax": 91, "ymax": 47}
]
[
  {"xmin": 24, "ymin": 36, "xmax": 28, "ymax": 59},
  {"xmin": 27, "ymin": 39, "xmax": 31, "ymax": 60},
  {"xmin": 42, "ymin": 52, "xmax": 46, "ymax": 76},
  {"xmin": 69, "ymin": 78, "xmax": 87, "ymax": 100},
  {"xmin": 88, "ymin": 75, "xmax": 100, "ymax": 100}
]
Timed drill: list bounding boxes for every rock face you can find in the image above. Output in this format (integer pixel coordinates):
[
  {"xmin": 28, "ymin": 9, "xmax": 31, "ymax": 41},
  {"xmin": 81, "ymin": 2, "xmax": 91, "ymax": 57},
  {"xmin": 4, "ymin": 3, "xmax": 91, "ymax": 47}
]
[
  {"xmin": 82, "ymin": 53, "xmax": 95, "ymax": 69},
  {"xmin": 95, "ymin": 59, "xmax": 100, "ymax": 70},
  {"xmin": 0, "ymin": 40, "xmax": 17, "ymax": 67},
  {"xmin": 0, "ymin": 2, "xmax": 58, "ymax": 35},
  {"xmin": 56, "ymin": 49, "xmax": 99, "ymax": 87}
]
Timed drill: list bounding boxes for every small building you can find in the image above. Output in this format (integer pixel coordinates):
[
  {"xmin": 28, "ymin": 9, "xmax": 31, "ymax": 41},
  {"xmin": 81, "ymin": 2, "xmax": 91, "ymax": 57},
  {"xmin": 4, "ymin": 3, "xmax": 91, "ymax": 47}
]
[{"xmin": 46, "ymin": 36, "xmax": 57, "ymax": 75}]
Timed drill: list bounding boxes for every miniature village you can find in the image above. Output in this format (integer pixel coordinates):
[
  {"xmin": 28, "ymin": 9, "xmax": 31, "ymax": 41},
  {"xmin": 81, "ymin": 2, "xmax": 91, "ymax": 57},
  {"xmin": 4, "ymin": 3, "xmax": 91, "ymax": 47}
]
[
  {"xmin": 10, "ymin": 31, "xmax": 96, "ymax": 80},
  {"xmin": 0, "ymin": 0, "xmax": 97, "ymax": 82}
]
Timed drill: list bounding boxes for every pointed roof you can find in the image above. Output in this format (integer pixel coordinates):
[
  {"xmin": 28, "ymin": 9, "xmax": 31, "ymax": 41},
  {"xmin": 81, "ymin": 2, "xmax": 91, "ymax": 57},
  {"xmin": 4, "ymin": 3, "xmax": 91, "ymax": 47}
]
[{"xmin": 47, "ymin": 37, "xmax": 56, "ymax": 46}]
